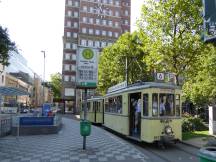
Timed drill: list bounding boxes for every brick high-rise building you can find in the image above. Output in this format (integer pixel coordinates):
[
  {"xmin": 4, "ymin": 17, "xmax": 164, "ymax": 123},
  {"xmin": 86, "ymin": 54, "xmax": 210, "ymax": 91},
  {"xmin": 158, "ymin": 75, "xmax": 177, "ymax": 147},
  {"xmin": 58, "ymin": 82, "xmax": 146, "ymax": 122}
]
[{"xmin": 62, "ymin": 0, "xmax": 131, "ymax": 112}]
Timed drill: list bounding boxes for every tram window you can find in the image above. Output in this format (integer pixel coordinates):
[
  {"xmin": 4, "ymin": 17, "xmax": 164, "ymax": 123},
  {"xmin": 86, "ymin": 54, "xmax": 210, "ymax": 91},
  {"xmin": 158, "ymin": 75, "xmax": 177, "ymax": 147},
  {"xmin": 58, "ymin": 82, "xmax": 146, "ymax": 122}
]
[
  {"xmin": 105, "ymin": 96, "xmax": 122, "ymax": 113},
  {"xmin": 98, "ymin": 102, "xmax": 100, "ymax": 112},
  {"xmin": 143, "ymin": 94, "xmax": 148, "ymax": 116},
  {"xmin": 152, "ymin": 94, "xmax": 158, "ymax": 116},
  {"xmin": 159, "ymin": 94, "xmax": 174, "ymax": 116},
  {"xmin": 87, "ymin": 102, "xmax": 90, "ymax": 111},
  {"xmin": 176, "ymin": 94, "xmax": 180, "ymax": 116}
]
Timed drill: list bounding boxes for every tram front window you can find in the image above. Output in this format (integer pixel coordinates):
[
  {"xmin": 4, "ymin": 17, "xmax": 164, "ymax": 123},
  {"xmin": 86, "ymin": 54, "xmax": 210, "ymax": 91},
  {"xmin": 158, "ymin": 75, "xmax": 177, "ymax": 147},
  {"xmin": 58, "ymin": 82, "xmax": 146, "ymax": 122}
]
[
  {"xmin": 159, "ymin": 94, "xmax": 175, "ymax": 116},
  {"xmin": 152, "ymin": 94, "xmax": 158, "ymax": 116}
]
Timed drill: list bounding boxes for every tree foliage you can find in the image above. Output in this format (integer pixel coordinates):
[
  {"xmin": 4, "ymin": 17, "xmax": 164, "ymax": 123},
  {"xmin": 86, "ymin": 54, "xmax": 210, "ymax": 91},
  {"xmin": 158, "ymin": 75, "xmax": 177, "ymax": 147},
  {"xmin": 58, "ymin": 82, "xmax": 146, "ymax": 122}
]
[
  {"xmin": 98, "ymin": 32, "xmax": 153, "ymax": 94},
  {"xmin": 183, "ymin": 44, "xmax": 216, "ymax": 106},
  {"xmin": 138, "ymin": 0, "xmax": 204, "ymax": 85},
  {"xmin": 50, "ymin": 73, "xmax": 62, "ymax": 98},
  {"xmin": 0, "ymin": 26, "xmax": 17, "ymax": 66}
]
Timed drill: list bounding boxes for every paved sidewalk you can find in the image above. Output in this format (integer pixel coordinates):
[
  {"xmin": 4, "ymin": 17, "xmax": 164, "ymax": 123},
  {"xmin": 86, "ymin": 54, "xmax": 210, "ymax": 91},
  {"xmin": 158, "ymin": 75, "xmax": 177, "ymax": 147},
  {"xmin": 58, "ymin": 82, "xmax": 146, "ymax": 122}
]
[
  {"xmin": 0, "ymin": 117, "xmax": 149, "ymax": 162},
  {"xmin": 183, "ymin": 136, "xmax": 216, "ymax": 149}
]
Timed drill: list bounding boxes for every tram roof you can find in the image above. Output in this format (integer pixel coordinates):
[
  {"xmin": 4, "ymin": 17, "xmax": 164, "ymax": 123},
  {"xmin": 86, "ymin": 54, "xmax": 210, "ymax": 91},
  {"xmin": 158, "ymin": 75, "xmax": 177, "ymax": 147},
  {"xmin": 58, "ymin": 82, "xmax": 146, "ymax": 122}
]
[{"xmin": 106, "ymin": 82, "xmax": 181, "ymax": 97}]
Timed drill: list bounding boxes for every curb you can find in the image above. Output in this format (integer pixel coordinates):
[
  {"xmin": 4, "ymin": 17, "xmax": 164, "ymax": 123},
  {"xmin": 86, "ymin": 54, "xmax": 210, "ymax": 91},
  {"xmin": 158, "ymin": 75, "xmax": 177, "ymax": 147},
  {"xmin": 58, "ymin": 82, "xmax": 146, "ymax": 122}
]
[{"xmin": 180, "ymin": 141, "xmax": 201, "ymax": 149}]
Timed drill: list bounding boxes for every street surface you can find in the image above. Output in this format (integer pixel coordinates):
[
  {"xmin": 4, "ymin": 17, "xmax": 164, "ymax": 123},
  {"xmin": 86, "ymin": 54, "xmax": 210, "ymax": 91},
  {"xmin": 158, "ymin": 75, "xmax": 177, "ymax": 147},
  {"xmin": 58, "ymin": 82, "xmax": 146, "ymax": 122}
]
[{"xmin": 0, "ymin": 116, "xmax": 199, "ymax": 162}]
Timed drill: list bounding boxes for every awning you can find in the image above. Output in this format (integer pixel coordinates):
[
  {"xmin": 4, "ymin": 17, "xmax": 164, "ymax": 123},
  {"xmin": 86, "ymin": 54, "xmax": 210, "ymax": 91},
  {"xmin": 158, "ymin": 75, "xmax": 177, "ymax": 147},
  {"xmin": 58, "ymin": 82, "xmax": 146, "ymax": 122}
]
[{"xmin": 0, "ymin": 86, "xmax": 30, "ymax": 96}]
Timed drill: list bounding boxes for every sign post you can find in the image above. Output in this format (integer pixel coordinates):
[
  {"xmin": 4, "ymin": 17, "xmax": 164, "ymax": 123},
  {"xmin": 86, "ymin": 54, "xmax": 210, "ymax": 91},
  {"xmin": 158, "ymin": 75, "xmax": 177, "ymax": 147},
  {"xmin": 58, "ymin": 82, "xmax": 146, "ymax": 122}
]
[{"xmin": 76, "ymin": 47, "xmax": 98, "ymax": 150}]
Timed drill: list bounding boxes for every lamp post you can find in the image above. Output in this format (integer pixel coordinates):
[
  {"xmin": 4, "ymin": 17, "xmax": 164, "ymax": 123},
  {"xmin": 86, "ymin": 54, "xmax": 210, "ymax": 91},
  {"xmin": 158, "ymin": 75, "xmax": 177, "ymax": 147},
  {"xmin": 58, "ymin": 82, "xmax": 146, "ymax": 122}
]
[{"xmin": 41, "ymin": 50, "xmax": 46, "ymax": 104}]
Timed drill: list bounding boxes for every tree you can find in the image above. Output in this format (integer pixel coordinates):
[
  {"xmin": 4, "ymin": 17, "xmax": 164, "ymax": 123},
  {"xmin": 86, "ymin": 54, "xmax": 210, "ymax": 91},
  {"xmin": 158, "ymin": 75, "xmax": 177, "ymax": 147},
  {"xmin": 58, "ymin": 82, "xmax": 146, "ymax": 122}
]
[
  {"xmin": 0, "ymin": 26, "xmax": 17, "ymax": 66},
  {"xmin": 138, "ymin": 0, "xmax": 204, "ymax": 85},
  {"xmin": 50, "ymin": 73, "xmax": 62, "ymax": 98},
  {"xmin": 98, "ymin": 32, "xmax": 153, "ymax": 94},
  {"xmin": 183, "ymin": 44, "xmax": 216, "ymax": 106}
]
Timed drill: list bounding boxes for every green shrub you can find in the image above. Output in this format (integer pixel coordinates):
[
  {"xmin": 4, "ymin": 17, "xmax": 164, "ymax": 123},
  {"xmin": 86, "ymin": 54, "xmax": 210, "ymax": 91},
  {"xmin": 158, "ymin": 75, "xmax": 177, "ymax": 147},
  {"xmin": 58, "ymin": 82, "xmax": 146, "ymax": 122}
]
[{"xmin": 182, "ymin": 117, "xmax": 208, "ymax": 132}]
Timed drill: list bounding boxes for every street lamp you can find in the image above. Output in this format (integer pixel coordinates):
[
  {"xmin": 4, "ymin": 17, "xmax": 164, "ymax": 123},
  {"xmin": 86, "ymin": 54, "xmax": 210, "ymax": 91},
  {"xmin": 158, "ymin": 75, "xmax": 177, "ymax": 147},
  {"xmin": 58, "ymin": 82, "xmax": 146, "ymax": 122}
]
[{"xmin": 41, "ymin": 50, "xmax": 46, "ymax": 104}]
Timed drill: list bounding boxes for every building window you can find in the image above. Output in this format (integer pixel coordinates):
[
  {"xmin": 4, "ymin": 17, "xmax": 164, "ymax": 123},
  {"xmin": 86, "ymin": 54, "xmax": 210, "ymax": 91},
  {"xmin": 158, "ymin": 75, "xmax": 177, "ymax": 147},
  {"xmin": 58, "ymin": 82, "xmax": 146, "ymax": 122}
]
[
  {"xmin": 114, "ymin": 32, "xmax": 119, "ymax": 38},
  {"xmin": 124, "ymin": 29, "xmax": 128, "ymax": 32},
  {"xmin": 64, "ymin": 64, "xmax": 70, "ymax": 71},
  {"xmin": 83, "ymin": 6, "xmax": 87, "ymax": 12},
  {"xmin": 64, "ymin": 75, "xmax": 70, "ymax": 82},
  {"xmin": 65, "ymin": 53, "xmax": 71, "ymax": 60},
  {"xmin": 81, "ymin": 39, "xmax": 87, "ymax": 46},
  {"xmin": 73, "ymin": 33, "xmax": 78, "ymax": 38},
  {"xmin": 102, "ymin": 20, "xmax": 106, "ymax": 26},
  {"xmin": 66, "ymin": 32, "xmax": 71, "ymax": 38},
  {"xmin": 75, "ymin": 1, "xmax": 79, "ymax": 7},
  {"xmin": 88, "ymin": 40, "xmax": 93, "ymax": 47},
  {"xmin": 64, "ymin": 88, "xmax": 75, "ymax": 96},
  {"xmin": 108, "ymin": 20, "xmax": 112, "ymax": 26},
  {"xmin": 71, "ymin": 76, "xmax": 76, "ymax": 82},
  {"xmin": 103, "ymin": 0, "xmax": 107, "ymax": 4},
  {"xmin": 66, "ymin": 21, "xmax": 71, "ymax": 27},
  {"xmin": 96, "ymin": 19, "xmax": 100, "ymax": 25},
  {"xmin": 125, "ymin": 20, "xmax": 129, "ymax": 25},
  {"xmin": 95, "ymin": 41, "xmax": 100, "ymax": 47},
  {"xmin": 125, "ymin": 10, "xmax": 129, "ymax": 16},
  {"xmin": 115, "ymin": 0, "xmax": 120, "ymax": 6},
  {"xmin": 109, "ymin": 0, "xmax": 113, "ymax": 4},
  {"xmin": 89, "ymin": 18, "xmax": 94, "ymax": 24},
  {"xmin": 71, "ymin": 65, "xmax": 76, "ymax": 71},
  {"xmin": 89, "ymin": 29, "xmax": 94, "ymax": 35},
  {"xmin": 65, "ymin": 43, "xmax": 71, "ymax": 49},
  {"xmin": 82, "ymin": 28, "xmax": 87, "ymax": 33},
  {"xmin": 72, "ymin": 44, "xmax": 77, "ymax": 49},
  {"xmin": 101, "ymin": 41, "xmax": 106, "ymax": 47},
  {"xmin": 108, "ymin": 31, "xmax": 112, "ymax": 37},
  {"xmin": 109, "ymin": 10, "xmax": 113, "ymax": 16},
  {"xmin": 68, "ymin": 0, "xmax": 72, "ymax": 6},
  {"xmin": 83, "ymin": 17, "xmax": 87, "ymax": 23},
  {"xmin": 115, "ymin": 22, "xmax": 119, "ymax": 27},
  {"xmin": 72, "ymin": 54, "xmax": 76, "ymax": 60},
  {"xmin": 95, "ymin": 29, "xmax": 100, "ymax": 35},
  {"xmin": 90, "ymin": 7, "xmax": 94, "ymax": 13},
  {"xmin": 102, "ymin": 30, "xmax": 106, "ymax": 36},
  {"xmin": 74, "ymin": 22, "xmax": 78, "ymax": 28},
  {"xmin": 67, "ymin": 10, "xmax": 72, "ymax": 16},
  {"xmin": 115, "ymin": 11, "xmax": 119, "ymax": 17},
  {"xmin": 107, "ymin": 42, "xmax": 112, "ymax": 46},
  {"xmin": 74, "ymin": 11, "xmax": 78, "ymax": 17}
]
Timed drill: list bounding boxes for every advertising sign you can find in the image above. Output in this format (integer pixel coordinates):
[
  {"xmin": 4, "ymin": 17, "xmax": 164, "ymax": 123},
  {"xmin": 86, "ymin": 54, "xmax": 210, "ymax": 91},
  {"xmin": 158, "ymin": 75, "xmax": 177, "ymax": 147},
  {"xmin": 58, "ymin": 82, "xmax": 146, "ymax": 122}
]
[
  {"xmin": 76, "ymin": 47, "xmax": 99, "ymax": 89},
  {"xmin": 203, "ymin": 0, "xmax": 216, "ymax": 42}
]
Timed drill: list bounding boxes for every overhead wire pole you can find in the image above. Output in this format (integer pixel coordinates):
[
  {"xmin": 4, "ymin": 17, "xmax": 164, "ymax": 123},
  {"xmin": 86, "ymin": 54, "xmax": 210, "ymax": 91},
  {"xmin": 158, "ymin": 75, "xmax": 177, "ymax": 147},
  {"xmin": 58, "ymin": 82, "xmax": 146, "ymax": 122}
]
[{"xmin": 41, "ymin": 50, "xmax": 46, "ymax": 104}]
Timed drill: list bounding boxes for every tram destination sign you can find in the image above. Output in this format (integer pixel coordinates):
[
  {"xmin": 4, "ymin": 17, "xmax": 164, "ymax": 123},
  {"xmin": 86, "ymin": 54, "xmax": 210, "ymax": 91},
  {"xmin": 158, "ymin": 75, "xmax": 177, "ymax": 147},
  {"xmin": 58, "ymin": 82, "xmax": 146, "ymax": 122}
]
[
  {"xmin": 202, "ymin": 0, "xmax": 216, "ymax": 42},
  {"xmin": 76, "ymin": 47, "xmax": 99, "ymax": 89}
]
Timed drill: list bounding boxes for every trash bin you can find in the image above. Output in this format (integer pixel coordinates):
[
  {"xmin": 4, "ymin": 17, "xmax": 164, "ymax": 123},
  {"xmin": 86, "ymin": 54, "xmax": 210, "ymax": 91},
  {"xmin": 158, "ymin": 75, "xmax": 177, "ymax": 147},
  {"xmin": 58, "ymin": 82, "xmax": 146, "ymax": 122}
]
[
  {"xmin": 80, "ymin": 120, "xmax": 91, "ymax": 136},
  {"xmin": 198, "ymin": 147, "xmax": 216, "ymax": 162}
]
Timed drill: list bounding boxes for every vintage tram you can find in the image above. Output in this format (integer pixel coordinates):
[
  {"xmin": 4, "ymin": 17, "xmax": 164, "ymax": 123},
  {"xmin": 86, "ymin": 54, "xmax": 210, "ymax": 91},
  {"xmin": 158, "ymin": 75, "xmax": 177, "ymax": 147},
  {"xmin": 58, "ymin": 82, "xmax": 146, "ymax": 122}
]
[
  {"xmin": 103, "ymin": 82, "xmax": 182, "ymax": 143},
  {"xmin": 81, "ymin": 82, "xmax": 182, "ymax": 144},
  {"xmin": 81, "ymin": 96, "xmax": 104, "ymax": 124}
]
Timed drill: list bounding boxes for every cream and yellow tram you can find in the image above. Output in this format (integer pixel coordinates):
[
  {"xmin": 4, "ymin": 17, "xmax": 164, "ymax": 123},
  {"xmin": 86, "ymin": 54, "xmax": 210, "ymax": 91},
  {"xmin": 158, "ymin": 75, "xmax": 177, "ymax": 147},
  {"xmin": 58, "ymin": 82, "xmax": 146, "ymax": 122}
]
[
  {"xmin": 81, "ymin": 97, "xmax": 104, "ymax": 124},
  {"xmin": 103, "ymin": 82, "xmax": 182, "ymax": 143}
]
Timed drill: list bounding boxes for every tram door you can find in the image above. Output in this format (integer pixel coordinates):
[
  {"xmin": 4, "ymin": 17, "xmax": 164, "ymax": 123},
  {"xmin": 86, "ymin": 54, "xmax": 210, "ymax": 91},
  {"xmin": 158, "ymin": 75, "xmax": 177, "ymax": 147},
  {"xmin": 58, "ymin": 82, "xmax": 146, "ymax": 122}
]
[{"xmin": 129, "ymin": 92, "xmax": 141, "ymax": 138}]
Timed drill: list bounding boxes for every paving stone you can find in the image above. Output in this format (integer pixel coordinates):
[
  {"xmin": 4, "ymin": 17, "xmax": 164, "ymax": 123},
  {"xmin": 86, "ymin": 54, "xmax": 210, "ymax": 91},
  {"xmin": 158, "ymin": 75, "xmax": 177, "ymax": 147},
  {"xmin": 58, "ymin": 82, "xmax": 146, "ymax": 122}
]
[{"xmin": 0, "ymin": 117, "xmax": 149, "ymax": 162}]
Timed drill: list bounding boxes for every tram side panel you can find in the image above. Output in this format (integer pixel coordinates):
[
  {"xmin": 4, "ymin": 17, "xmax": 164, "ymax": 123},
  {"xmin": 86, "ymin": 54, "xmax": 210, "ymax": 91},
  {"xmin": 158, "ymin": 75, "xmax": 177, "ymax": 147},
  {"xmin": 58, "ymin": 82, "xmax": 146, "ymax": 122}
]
[{"xmin": 104, "ymin": 94, "xmax": 130, "ymax": 136}]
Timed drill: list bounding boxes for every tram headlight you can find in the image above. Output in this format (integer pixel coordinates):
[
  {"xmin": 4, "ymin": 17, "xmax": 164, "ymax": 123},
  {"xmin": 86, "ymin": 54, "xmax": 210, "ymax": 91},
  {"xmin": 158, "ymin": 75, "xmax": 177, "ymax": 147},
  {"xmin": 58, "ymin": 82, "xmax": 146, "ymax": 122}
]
[{"xmin": 165, "ymin": 126, "xmax": 173, "ymax": 135}]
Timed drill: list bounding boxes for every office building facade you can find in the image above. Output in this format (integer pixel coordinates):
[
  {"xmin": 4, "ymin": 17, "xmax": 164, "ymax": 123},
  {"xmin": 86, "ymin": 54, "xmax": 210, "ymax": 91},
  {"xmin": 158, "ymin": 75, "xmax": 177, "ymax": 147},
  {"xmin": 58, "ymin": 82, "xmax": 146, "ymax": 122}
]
[{"xmin": 62, "ymin": 0, "xmax": 131, "ymax": 111}]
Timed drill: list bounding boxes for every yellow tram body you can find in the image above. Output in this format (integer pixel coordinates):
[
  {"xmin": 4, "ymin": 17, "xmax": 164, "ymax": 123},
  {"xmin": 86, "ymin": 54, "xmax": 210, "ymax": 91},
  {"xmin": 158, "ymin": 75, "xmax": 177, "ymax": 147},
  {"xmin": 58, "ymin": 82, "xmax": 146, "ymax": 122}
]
[
  {"xmin": 81, "ymin": 97, "xmax": 104, "ymax": 124},
  {"xmin": 103, "ymin": 82, "xmax": 182, "ymax": 143}
]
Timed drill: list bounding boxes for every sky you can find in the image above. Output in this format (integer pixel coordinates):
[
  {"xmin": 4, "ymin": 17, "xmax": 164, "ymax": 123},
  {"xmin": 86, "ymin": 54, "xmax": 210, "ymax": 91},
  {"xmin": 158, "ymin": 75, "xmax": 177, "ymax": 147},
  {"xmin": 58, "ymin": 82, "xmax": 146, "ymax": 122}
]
[{"xmin": 0, "ymin": 0, "xmax": 144, "ymax": 81}]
